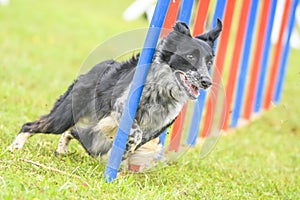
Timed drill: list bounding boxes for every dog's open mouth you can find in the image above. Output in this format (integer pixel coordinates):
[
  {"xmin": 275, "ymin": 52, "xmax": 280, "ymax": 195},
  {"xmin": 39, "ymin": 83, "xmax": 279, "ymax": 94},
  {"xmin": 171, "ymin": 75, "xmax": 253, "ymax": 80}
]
[{"xmin": 175, "ymin": 71, "xmax": 199, "ymax": 100}]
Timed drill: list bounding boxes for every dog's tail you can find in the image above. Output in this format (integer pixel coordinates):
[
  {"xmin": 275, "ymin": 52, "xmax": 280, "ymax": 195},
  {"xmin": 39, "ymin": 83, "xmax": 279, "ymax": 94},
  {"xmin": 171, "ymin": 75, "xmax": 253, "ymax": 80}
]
[{"xmin": 19, "ymin": 80, "xmax": 77, "ymax": 134}]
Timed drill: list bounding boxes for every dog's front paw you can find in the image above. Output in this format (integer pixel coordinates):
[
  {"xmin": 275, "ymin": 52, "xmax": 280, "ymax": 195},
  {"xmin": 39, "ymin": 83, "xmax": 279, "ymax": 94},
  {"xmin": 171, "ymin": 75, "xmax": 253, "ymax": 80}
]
[{"xmin": 125, "ymin": 136, "xmax": 139, "ymax": 154}]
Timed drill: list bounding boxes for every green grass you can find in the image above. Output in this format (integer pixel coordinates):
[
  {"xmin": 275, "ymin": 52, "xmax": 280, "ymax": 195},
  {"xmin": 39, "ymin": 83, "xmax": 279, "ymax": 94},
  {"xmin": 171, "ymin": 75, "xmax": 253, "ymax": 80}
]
[{"xmin": 1, "ymin": 0, "xmax": 300, "ymax": 199}]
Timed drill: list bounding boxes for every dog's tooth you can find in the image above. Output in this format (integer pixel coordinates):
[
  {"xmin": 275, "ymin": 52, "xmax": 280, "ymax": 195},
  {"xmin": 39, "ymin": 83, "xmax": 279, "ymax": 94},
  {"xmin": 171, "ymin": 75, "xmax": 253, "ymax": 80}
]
[{"xmin": 180, "ymin": 73, "xmax": 185, "ymax": 80}]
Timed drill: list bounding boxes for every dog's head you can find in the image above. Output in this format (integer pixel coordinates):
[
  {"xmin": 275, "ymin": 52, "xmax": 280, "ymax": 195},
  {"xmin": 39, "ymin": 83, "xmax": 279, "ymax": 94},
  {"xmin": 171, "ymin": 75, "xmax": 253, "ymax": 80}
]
[{"xmin": 156, "ymin": 19, "xmax": 222, "ymax": 100}]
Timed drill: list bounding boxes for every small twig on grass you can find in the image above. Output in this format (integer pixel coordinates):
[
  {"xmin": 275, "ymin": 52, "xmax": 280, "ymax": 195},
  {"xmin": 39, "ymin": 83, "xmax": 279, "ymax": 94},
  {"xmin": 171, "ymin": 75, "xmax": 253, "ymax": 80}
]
[{"xmin": 19, "ymin": 158, "xmax": 82, "ymax": 180}]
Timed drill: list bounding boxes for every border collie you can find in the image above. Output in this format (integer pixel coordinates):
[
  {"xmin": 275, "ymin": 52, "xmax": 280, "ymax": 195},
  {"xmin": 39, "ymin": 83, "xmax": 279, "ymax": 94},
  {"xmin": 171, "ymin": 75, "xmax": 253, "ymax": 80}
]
[{"xmin": 9, "ymin": 20, "xmax": 222, "ymax": 166}]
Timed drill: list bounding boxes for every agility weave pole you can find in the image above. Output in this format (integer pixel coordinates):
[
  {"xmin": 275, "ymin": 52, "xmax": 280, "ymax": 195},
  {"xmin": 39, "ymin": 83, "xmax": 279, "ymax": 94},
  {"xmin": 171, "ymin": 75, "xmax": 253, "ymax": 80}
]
[
  {"xmin": 274, "ymin": 0, "xmax": 299, "ymax": 103},
  {"xmin": 243, "ymin": 0, "xmax": 273, "ymax": 120},
  {"xmin": 253, "ymin": 0, "xmax": 278, "ymax": 113},
  {"xmin": 104, "ymin": 0, "xmax": 170, "ymax": 182},
  {"xmin": 231, "ymin": 0, "xmax": 260, "ymax": 127},
  {"xmin": 264, "ymin": 0, "xmax": 298, "ymax": 109},
  {"xmin": 160, "ymin": 0, "xmax": 180, "ymax": 38},
  {"xmin": 221, "ymin": 0, "xmax": 253, "ymax": 129}
]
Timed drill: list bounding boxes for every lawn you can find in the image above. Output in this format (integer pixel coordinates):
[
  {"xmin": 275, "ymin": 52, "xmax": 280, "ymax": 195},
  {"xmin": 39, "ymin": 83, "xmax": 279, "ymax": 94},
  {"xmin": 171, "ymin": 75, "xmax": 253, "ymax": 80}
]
[{"xmin": 0, "ymin": 0, "xmax": 300, "ymax": 199}]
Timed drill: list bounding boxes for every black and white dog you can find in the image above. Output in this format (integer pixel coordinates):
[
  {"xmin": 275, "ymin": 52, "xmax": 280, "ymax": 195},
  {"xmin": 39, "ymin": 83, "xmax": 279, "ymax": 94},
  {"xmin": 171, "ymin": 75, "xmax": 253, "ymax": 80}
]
[{"xmin": 9, "ymin": 20, "xmax": 222, "ymax": 165}]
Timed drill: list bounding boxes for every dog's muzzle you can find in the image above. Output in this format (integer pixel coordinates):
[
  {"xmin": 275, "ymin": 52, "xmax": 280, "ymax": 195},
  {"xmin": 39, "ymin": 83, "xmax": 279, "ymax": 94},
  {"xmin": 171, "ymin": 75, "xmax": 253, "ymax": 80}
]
[
  {"xmin": 200, "ymin": 76, "xmax": 212, "ymax": 89},
  {"xmin": 175, "ymin": 70, "xmax": 212, "ymax": 100}
]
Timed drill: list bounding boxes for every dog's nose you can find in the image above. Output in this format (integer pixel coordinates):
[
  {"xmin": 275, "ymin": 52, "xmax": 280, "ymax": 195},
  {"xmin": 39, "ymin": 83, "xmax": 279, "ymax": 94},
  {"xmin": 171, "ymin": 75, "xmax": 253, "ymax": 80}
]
[{"xmin": 201, "ymin": 76, "xmax": 212, "ymax": 89}]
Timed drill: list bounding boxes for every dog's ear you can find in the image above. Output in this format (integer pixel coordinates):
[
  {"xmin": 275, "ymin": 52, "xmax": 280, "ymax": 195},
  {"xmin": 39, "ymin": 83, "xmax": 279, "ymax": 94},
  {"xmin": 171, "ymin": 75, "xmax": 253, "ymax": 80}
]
[
  {"xmin": 196, "ymin": 18, "xmax": 222, "ymax": 48},
  {"xmin": 173, "ymin": 21, "xmax": 192, "ymax": 37},
  {"xmin": 159, "ymin": 22, "xmax": 191, "ymax": 57}
]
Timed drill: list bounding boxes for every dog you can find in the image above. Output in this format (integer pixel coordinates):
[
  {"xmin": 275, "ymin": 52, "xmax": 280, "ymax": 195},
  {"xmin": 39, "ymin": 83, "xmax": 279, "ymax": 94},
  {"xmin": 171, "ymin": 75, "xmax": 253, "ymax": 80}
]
[{"xmin": 9, "ymin": 20, "xmax": 222, "ymax": 165}]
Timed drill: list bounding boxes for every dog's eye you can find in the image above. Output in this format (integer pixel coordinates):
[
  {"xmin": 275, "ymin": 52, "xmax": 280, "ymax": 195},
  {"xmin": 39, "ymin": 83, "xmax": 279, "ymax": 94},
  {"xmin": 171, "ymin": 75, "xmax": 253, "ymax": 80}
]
[
  {"xmin": 207, "ymin": 60, "xmax": 213, "ymax": 70},
  {"xmin": 186, "ymin": 54, "xmax": 194, "ymax": 60}
]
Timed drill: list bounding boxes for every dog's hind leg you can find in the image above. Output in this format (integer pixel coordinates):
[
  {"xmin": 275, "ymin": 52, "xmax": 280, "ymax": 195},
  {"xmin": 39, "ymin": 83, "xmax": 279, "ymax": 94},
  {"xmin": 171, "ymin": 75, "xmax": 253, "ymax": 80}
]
[
  {"xmin": 9, "ymin": 81, "xmax": 76, "ymax": 152},
  {"xmin": 54, "ymin": 130, "xmax": 73, "ymax": 155},
  {"xmin": 8, "ymin": 112, "xmax": 74, "ymax": 152},
  {"xmin": 8, "ymin": 120, "xmax": 51, "ymax": 151},
  {"xmin": 8, "ymin": 132, "xmax": 32, "ymax": 151}
]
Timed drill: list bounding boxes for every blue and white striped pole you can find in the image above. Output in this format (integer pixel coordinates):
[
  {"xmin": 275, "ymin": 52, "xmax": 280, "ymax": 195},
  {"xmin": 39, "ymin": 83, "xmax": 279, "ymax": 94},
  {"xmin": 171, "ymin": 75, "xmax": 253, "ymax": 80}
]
[{"xmin": 104, "ymin": 0, "xmax": 170, "ymax": 182}]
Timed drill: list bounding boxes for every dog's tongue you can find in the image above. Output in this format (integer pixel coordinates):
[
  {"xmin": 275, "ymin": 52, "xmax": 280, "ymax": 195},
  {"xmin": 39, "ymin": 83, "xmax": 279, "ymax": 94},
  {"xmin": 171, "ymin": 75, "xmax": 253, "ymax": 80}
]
[
  {"xmin": 189, "ymin": 83, "xmax": 199, "ymax": 97},
  {"xmin": 193, "ymin": 88, "xmax": 199, "ymax": 97}
]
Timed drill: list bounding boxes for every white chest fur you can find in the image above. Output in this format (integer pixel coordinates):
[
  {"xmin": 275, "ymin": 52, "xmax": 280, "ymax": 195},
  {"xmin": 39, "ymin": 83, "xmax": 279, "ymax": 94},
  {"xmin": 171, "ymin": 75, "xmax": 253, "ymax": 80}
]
[{"xmin": 137, "ymin": 63, "xmax": 188, "ymax": 132}]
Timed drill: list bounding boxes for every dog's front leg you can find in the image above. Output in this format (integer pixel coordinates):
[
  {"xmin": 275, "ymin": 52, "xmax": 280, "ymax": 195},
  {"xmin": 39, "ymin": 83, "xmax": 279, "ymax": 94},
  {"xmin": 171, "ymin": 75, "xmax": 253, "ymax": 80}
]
[
  {"xmin": 123, "ymin": 119, "xmax": 143, "ymax": 159},
  {"xmin": 113, "ymin": 99, "xmax": 142, "ymax": 159}
]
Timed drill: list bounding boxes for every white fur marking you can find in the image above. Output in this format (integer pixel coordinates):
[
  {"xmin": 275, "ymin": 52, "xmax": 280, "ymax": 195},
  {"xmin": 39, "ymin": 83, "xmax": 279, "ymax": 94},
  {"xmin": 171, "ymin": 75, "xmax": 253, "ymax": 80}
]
[
  {"xmin": 55, "ymin": 130, "xmax": 73, "ymax": 154},
  {"xmin": 8, "ymin": 132, "xmax": 32, "ymax": 151}
]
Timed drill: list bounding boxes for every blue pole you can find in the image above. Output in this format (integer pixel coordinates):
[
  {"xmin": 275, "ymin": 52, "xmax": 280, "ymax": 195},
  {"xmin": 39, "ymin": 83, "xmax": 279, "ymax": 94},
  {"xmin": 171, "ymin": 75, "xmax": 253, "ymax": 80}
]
[
  {"xmin": 230, "ymin": 0, "xmax": 260, "ymax": 127},
  {"xmin": 274, "ymin": 0, "xmax": 299, "ymax": 103},
  {"xmin": 158, "ymin": 0, "xmax": 194, "ymax": 156},
  {"xmin": 178, "ymin": 0, "xmax": 194, "ymax": 24},
  {"xmin": 104, "ymin": 0, "xmax": 170, "ymax": 182},
  {"xmin": 253, "ymin": 0, "xmax": 278, "ymax": 112},
  {"xmin": 186, "ymin": 0, "xmax": 226, "ymax": 146},
  {"xmin": 158, "ymin": 128, "xmax": 167, "ymax": 160}
]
